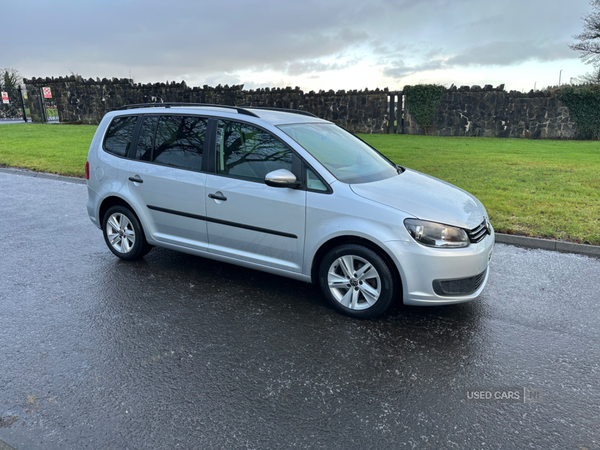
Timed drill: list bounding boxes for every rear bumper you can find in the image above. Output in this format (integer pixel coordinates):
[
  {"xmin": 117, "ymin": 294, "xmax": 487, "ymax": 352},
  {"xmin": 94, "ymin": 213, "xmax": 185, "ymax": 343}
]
[{"xmin": 87, "ymin": 185, "xmax": 102, "ymax": 229}]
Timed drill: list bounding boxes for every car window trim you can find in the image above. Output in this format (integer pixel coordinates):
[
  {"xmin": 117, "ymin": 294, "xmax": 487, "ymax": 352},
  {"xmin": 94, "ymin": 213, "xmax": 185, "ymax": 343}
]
[
  {"xmin": 126, "ymin": 113, "xmax": 212, "ymax": 174},
  {"xmin": 302, "ymin": 162, "xmax": 333, "ymax": 195},
  {"xmin": 206, "ymin": 117, "xmax": 332, "ymax": 193},
  {"xmin": 152, "ymin": 115, "xmax": 206, "ymax": 171},
  {"xmin": 128, "ymin": 114, "xmax": 149, "ymax": 160},
  {"xmin": 214, "ymin": 118, "xmax": 296, "ymax": 184},
  {"xmin": 102, "ymin": 113, "xmax": 334, "ymax": 193},
  {"xmin": 102, "ymin": 115, "xmax": 141, "ymax": 159},
  {"xmin": 204, "ymin": 118, "xmax": 218, "ymax": 174}
]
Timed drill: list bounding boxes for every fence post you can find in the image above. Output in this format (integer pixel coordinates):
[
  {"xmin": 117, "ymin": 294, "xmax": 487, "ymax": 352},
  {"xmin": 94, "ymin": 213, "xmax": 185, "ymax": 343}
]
[
  {"xmin": 399, "ymin": 93, "xmax": 405, "ymax": 134},
  {"xmin": 388, "ymin": 94, "xmax": 396, "ymax": 134},
  {"xmin": 18, "ymin": 86, "xmax": 28, "ymax": 122},
  {"xmin": 41, "ymin": 97, "xmax": 47, "ymax": 123},
  {"xmin": 38, "ymin": 88, "xmax": 47, "ymax": 123}
]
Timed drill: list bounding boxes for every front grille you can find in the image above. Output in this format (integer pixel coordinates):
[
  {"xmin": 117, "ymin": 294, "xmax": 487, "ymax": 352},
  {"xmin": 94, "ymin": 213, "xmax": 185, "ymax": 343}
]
[
  {"xmin": 467, "ymin": 219, "xmax": 489, "ymax": 244},
  {"xmin": 432, "ymin": 270, "xmax": 487, "ymax": 297}
]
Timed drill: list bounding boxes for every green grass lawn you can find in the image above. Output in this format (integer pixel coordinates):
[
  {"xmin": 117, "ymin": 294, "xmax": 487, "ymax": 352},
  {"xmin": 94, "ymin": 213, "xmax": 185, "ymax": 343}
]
[
  {"xmin": 360, "ymin": 134, "xmax": 600, "ymax": 245},
  {"xmin": 1, "ymin": 124, "xmax": 599, "ymax": 244},
  {"xmin": 0, "ymin": 123, "xmax": 96, "ymax": 176}
]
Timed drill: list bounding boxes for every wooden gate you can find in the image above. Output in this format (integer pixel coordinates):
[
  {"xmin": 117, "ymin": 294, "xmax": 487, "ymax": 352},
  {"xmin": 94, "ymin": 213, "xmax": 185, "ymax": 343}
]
[
  {"xmin": 387, "ymin": 91, "xmax": 404, "ymax": 134},
  {"xmin": 40, "ymin": 87, "xmax": 60, "ymax": 123},
  {"xmin": 0, "ymin": 87, "xmax": 28, "ymax": 122}
]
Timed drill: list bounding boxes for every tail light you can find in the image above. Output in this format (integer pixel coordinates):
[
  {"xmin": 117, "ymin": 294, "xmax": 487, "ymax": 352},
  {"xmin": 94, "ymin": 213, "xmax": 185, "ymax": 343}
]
[{"xmin": 85, "ymin": 161, "xmax": 90, "ymax": 180}]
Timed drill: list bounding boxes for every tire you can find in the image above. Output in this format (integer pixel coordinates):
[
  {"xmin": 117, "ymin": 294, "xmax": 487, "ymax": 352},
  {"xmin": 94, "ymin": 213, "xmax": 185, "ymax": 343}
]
[
  {"xmin": 318, "ymin": 244, "xmax": 397, "ymax": 319},
  {"xmin": 139, "ymin": 243, "xmax": 154, "ymax": 257},
  {"xmin": 102, "ymin": 205, "xmax": 150, "ymax": 261}
]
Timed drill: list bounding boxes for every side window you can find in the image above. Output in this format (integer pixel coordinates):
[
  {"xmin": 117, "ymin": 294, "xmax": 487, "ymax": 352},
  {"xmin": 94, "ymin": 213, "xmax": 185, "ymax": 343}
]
[
  {"xmin": 306, "ymin": 167, "xmax": 328, "ymax": 192},
  {"xmin": 152, "ymin": 115, "xmax": 206, "ymax": 171},
  {"xmin": 104, "ymin": 116, "xmax": 138, "ymax": 157},
  {"xmin": 217, "ymin": 120, "xmax": 292, "ymax": 183},
  {"xmin": 135, "ymin": 116, "xmax": 158, "ymax": 161}
]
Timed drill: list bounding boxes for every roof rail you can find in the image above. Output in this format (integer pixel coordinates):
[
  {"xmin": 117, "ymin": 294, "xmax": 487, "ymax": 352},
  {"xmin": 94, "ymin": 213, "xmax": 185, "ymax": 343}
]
[
  {"xmin": 241, "ymin": 106, "xmax": 318, "ymax": 118},
  {"xmin": 115, "ymin": 103, "xmax": 259, "ymax": 117}
]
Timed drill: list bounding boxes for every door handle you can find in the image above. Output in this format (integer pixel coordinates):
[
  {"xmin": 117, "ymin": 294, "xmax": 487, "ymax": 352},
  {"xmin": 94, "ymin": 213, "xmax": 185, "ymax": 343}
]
[
  {"xmin": 208, "ymin": 193, "xmax": 227, "ymax": 201},
  {"xmin": 128, "ymin": 176, "xmax": 143, "ymax": 183}
]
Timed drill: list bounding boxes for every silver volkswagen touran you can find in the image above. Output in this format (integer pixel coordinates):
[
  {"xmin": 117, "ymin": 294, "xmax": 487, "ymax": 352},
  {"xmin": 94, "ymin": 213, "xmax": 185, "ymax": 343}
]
[{"xmin": 86, "ymin": 104, "xmax": 494, "ymax": 318}]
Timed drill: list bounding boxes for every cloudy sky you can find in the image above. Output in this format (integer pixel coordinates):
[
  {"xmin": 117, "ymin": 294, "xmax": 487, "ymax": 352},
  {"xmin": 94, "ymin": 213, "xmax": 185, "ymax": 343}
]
[{"xmin": 2, "ymin": 0, "xmax": 595, "ymax": 92}]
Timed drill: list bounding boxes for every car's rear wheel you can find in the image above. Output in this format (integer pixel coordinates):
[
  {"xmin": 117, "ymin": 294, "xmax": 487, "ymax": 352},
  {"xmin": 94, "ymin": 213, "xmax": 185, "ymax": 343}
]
[
  {"xmin": 102, "ymin": 205, "xmax": 151, "ymax": 260},
  {"xmin": 319, "ymin": 244, "xmax": 397, "ymax": 319}
]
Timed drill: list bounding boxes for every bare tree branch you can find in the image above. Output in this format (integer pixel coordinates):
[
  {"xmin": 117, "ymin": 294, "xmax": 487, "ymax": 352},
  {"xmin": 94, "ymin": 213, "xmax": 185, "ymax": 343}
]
[
  {"xmin": 574, "ymin": 66, "xmax": 600, "ymax": 84},
  {"xmin": 570, "ymin": 0, "xmax": 600, "ymax": 66}
]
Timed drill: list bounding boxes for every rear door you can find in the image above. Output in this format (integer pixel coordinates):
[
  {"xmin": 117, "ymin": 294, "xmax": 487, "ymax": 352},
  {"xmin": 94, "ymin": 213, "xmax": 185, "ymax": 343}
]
[
  {"xmin": 126, "ymin": 114, "xmax": 209, "ymax": 250},
  {"xmin": 204, "ymin": 119, "xmax": 306, "ymax": 272}
]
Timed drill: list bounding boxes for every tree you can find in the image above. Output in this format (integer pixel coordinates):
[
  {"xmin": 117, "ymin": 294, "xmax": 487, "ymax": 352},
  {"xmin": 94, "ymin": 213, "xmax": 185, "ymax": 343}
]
[
  {"xmin": 570, "ymin": 0, "xmax": 600, "ymax": 67},
  {"xmin": 574, "ymin": 66, "xmax": 600, "ymax": 84},
  {"xmin": 0, "ymin": 68, "xmax": 23, "ymax": 91}
]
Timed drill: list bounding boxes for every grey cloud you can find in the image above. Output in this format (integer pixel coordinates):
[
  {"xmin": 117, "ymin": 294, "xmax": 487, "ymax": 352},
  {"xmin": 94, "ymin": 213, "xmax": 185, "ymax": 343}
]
[
  {"xmin": 425, "ymin": 47, "xmax": 446, "ymax": 59},
  {"xmin": 286, "ymin": 58, "xmax": 360, "ymax": 76},
  {"xmin": 383, "ymin": 60, "xmax": 445, "ymax": 78},
  {"xmin": 446, "ymin": 41, "xmax": 576, "ymax": 66},
  {"xmin": 451, "ymin": 3, "xmax": 586, "ymax": 43},
  {"xmin": 1, "ymin": 0, "xmax": 592, "ymax": 86},
  {"xmin": 4, "ymin": 1, "xmax": 375, "ymax": 79},
  {"xmin": 383, "ymin": 39, "xmax": 576, "ymax": 80},
  {"xmin": 204, "ymin": 74, "xmax": 243, "ymax": 87},
  {"xmin": 337, "ymin": 29, "xmax": 370, "ymax": 44}
]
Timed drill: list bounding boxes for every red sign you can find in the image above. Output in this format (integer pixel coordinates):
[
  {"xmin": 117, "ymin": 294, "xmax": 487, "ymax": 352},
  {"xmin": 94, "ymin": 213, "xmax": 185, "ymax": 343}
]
[
  {"xmin": 43, "ymin": 87, "xmax": 52, "ymax": 98},
  {"xmin": 1, "ymin": 92, "xmax": 8, "ymax": 104}
]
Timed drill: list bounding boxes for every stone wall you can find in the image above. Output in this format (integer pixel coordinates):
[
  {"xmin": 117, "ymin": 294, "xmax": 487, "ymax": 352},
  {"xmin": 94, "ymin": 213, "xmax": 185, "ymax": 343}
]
[
  {"xmin": 23, "ymin": 76, "xmax": 583, "ymax": 138},
  {"xmin": 23, "ymin": 76, "xmax": 390, "ymax": 134},
  {"xmin": 403, "ymin": 85, "xmax": 579, "ymax": 139}
]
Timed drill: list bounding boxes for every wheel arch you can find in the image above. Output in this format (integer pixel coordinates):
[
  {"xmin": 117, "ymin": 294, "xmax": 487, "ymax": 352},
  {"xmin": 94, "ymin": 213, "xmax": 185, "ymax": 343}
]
[
  {"xmin": 99, "ymin": 196, "xmax": 143, "ymax": 229},
  {"xmin": 310, "ymin": 235, "xmax": 403, "ymax": 300},
  {"xmin": 100, "ymin": 198, "xmax": 152, "ymax": 260}
]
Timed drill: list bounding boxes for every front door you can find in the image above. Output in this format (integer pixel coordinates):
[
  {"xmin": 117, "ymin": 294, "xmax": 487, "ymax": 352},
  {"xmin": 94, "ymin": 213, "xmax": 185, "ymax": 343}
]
[{"xmin": 205, "ymin": 120, "xmax": 306, "ymax": 272}]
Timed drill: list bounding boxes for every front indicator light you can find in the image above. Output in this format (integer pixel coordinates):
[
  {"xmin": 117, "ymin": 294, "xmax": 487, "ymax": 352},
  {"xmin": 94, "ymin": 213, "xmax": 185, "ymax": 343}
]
[{"xmin": 404, "ymin": 218, "xmax": 469, "ymax": 248}]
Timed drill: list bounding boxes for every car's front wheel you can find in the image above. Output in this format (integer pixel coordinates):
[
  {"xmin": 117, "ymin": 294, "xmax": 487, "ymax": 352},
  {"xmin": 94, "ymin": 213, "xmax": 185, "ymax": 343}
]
[
  {"xmin": 319, "ymin": 244, "xmax": 397, "ymax": 319},
  {"xmin": 102, "ymin": 205, "xmax": 151, "ymax": 260}
]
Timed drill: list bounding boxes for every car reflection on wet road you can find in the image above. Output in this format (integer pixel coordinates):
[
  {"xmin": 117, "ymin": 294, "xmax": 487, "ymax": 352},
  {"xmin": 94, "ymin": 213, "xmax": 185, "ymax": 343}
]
[{"xmin": 0, "ymin": 172, "xmax": 598, "ymax": 449}]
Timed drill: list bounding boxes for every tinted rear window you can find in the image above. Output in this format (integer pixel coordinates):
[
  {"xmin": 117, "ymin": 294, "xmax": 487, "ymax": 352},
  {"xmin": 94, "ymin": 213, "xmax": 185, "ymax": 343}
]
[
  {"xmin": 153, "ymin": 115, "xmax": 206, "ymax": 171},
  {"xmin": 135, "ymin": 116, "xmax": 158, "ymax": 161},
  {"xmin": 104, "ymin": 116, "xmax": 138, "ymax": 157}
]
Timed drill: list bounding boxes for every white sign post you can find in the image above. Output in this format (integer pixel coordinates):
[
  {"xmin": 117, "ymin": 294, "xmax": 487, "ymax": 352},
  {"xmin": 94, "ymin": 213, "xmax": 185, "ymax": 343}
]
[{"xmin": 1, "ymin": 92, "xmax": 9, "ymax": 104}]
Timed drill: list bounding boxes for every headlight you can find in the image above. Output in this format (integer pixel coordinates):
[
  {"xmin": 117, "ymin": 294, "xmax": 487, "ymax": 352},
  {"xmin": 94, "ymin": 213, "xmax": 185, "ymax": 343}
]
[{"xmin": 404, "ymin": 218, "xmax": 469, "ymax": 248}]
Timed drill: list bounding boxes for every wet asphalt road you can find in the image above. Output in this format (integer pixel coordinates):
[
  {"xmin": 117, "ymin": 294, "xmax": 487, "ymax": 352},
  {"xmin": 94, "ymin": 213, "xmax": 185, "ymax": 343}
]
[{"xmin": 0, "ymin": 172, "xmax": 599, "ymax": 450}]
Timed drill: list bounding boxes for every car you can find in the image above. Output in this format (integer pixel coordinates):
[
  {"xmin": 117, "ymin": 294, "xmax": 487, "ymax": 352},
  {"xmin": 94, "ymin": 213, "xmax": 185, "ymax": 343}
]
[{"xmin": 86, "ymin": 103, "xmax": 494, "ymax": 318}]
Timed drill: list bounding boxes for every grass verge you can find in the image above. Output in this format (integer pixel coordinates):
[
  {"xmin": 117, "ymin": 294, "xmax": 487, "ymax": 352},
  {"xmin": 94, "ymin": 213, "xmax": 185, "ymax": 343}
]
[
  {"xmin": 0, "ymin": 123, "xmax": 95, "ymax": 176},
  {"xmin": 360, "ymin": 134, "xmax": 600, "ymax": 245},
  {"xmin": 0, "ymin": 124, "xmax": 598, "ymax": 244}
]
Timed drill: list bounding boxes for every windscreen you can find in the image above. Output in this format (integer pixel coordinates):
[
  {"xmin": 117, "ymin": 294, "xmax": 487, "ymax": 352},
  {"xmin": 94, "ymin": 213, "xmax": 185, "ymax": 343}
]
[{"xmin": 279, "ymin": 123, "xmax": 397, "ymax": 184}]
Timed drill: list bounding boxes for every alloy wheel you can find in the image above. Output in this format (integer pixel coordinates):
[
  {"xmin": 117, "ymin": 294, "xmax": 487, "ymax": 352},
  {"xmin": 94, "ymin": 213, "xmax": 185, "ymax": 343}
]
[
  {"xmin": 106, "ymin": 212, "xmax": 136, "ymax": 254},
  {"xmin": 327, "ymin": 254, "xmax": 381, "ymax": 310}
]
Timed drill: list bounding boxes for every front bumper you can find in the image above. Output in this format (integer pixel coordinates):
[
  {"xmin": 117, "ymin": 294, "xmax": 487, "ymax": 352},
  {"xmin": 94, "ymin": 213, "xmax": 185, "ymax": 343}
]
[{"xmin": 385, "ymin": 231, "xmax": 495, "ymax": 306}]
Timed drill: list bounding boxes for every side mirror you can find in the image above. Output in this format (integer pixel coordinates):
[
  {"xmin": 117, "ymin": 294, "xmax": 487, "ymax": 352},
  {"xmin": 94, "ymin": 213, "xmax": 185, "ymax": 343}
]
[{"xmin": 265, "ymin": 169, "xmax": 301, "ymax": 189}]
